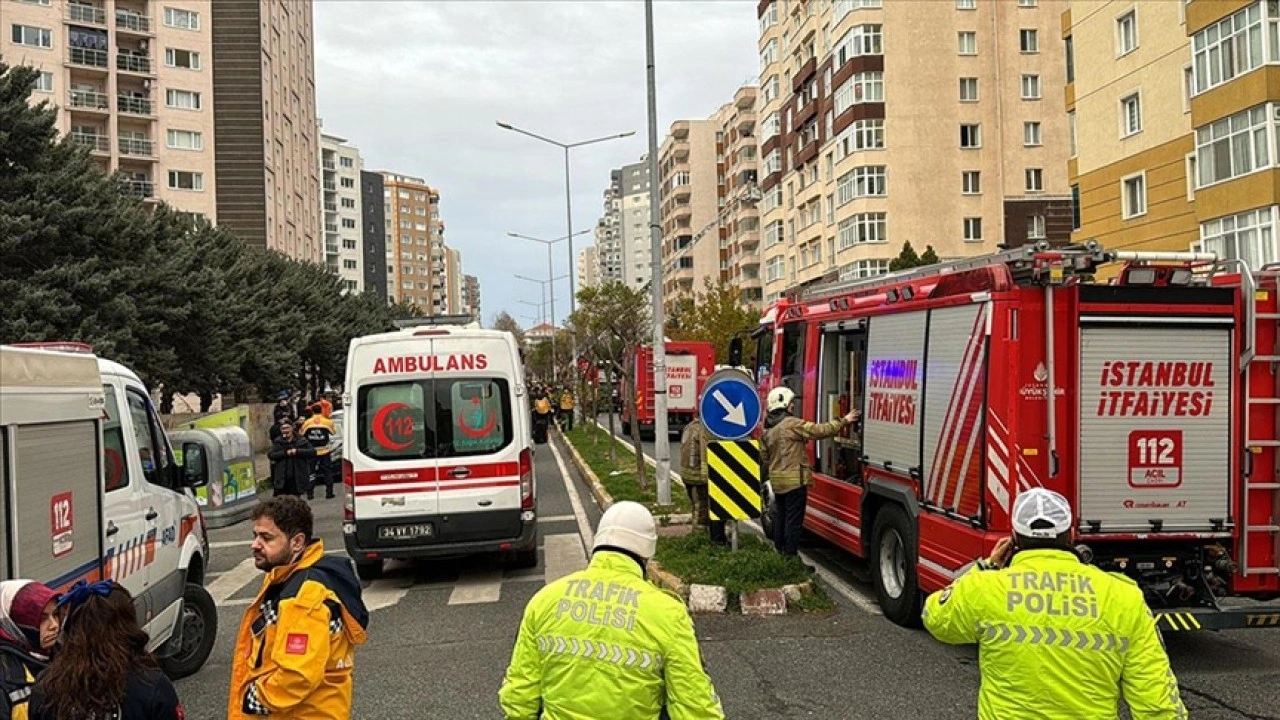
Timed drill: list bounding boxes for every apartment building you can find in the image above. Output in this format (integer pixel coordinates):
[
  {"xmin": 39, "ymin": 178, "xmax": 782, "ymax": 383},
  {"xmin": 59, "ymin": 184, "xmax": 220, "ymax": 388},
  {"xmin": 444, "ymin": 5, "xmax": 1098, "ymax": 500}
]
[
  {"xmin": 617, "ymin": 160, "xmax": 654, "ymax": 291},
  {"xmin": 3, "ymin": 0, "xmax": 216, "ymax": 219},
  {"xmin": 756, "ymin": 0, "xmax": 1071, "ymax": 302},
  {"xmin": 594, "ymin": 174, "xmax": 624, "ymax": 285},
  {"xmin": 578, "ymin": 245, "xmax": 600, "ymax": 289},
  {"xmin": 320, "ymin": 130, "xmax": 363, "ymax": 293},
  {"xmin": 660, "ymin": 85, "xmax": 763, "ymax": 307},
  {"xmin": 1069, "ymin": 0, "xmax": 1280, "ymax": 268},
  {"xmin": 211, "ymin": 0, "xmax": 319, "ymax": 262},
  {"xmin": 382, "ymin": 172, "xmax": 446, "ymax": 311},
  {"xmin": 444, "ymin": 246, "xmax": 463, "ymax": 315},
  {"xmin": 462, "ymin": 273, "xmax": 481, "ymax": 321},
  {"xmin": 360, "ymin": 169, "xmax": 388, "ymax": 303}
]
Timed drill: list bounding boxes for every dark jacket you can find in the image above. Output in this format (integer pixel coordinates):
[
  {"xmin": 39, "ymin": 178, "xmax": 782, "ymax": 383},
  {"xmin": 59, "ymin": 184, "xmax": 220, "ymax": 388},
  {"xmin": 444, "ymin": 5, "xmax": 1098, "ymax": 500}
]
[
  {"xmin": 0, "ymin": 641, "xmax": 45, "ymax": 719},
  {"xmin": 30, "ymin": 666, "xmax": 183, "ymax": 720},
  {"xmin": 268, "ymin": 435, "xmax": 316, "ymax": 492},
  {"xmin": 273, "ymin": 402, "xmax": 296, "ymax": 426}
]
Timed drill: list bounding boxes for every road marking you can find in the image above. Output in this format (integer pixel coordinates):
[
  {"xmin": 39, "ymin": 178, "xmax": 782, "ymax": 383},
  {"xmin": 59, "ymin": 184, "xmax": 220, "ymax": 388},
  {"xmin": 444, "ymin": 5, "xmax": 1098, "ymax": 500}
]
[
  {"xmin": 544, "ymin": 533, "xmax": 588, "ymax": 585},
  {"xmin": 206, "ymin": 559, "xmax": 261, "ymax": 604},
  {"xmin": 211, "ymin": 540, "xmax": 251, "ymax": 549},
  {"xmin": 547, "ymin": 438, "xmax": 594, "ymax": 550},
  {"xmin": 447, "ymin": 568, "xmax": 504, "ymax": 605},
  {"xmin": 365, "ymin": 578, "xmax": 413, "ymax": 611},
  {"xmin": 538, "ymin": 514, "xmax": 576, "ymax": 524}
]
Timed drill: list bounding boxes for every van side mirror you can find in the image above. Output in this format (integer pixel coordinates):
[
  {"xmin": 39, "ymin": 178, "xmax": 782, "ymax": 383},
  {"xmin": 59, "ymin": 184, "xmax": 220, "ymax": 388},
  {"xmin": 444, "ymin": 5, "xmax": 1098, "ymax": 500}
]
[{"xmin": 182, "ymin": 441, "xmax": 210, "ymax": 488}]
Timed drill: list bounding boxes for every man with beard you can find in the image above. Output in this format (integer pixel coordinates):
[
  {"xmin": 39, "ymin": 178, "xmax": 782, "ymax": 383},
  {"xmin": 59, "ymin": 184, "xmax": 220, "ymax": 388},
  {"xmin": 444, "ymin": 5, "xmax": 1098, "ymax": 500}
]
[{"xmin": 228, "ymin": 497, "xmax": 369, "ymax": 719}]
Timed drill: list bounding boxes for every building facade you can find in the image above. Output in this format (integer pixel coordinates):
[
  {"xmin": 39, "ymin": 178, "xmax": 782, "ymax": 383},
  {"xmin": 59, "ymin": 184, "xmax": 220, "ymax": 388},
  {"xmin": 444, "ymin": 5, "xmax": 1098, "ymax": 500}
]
[
  {"xmin": 3, "ymin": 0, "xmax": 217, "ymax": 220},
  {"xmin": 211, "ymin": 0, "xmax": 319, "ymax": 262},
  {"xmin": 756, "ymin": 0, "xmax": 1071, "ymax": 302},
  {"xmin": 617, "ymin": 159, "xmax": 654, "ymax": 291},
  {"xmin": 444, "ymin": 246, "xmax": 463, "ymax": 315},
  {"xmin": 578, "ymin": 245, "xmax": 600, "ymax": 289},
  {"xmin": 381, "ymin": 172, "xmax": 445, "ymax": 310},
  {"xmin": 594, "ymin": 172, "xmax": 624, "ymax": 285},
  {"xmin": 462, "ymin": 273, "xmax": 481, "ymax": 321},
  {"xmin": 320, "ymin": 130, "xmax": 363, "ymax": 292},
  {"xmin": 1069, "ymin": 0, "xmax": 1280, "ymax": 268},
  {"xmin": 359, "ymin": 169, "xmax": 388, "ymax": 303}
]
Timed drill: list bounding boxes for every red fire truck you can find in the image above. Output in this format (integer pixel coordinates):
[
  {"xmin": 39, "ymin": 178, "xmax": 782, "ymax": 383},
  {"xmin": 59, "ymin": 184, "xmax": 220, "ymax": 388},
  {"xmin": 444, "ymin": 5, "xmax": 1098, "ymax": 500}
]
[
  {"xmin": 754, "ymin": 242, "xmax": 1280, "ymax": 630},
  {"xmin": 620, "ymin": 341, "xmax": 716, "ymax": 439}
]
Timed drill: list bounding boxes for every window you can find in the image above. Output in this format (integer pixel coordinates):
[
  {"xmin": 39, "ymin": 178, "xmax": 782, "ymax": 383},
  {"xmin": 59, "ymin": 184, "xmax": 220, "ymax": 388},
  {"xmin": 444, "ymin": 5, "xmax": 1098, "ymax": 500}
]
[
  {"xmin": 341, "ymin": 177, "xmax": 356, "ymax": 188},
  {"xmin": 834, "ymin": 72, "xmax": 884, "ymax": 114},
  {"xmin": 836, "ymin": 166, "xmax": 887, "ymax": 203},
  {"xmin": 1196, "ymin": 105, "xmax": 1269, "ymax": 187},
  {"xmin": 838, "ymin": 212, "xmax": 887, "ymax": 248},
  {"xmin": 1024, "ymin": 121, "xmax": 1042, "ymax": 146},
  {"xmin": 167, "ymin": 170, "xmax": 203, "ymax": 191},
  {"xmin": 1065, "ymin": 36, "xmax": 1075, "ymax": 83},
  {"xmin": 1122, "ymin": 173, "xmax": 1147, "ymax": 219},
  {"xmin": 833, "ymin": 120, "xmax": 885, "ymax": 162},
  {"xmin": 11, "ymin": 24, "xmax": 52, "ymax": 48},
  {"xmin": 165, "ymin": 89, "xmax": 201, "ymax": 110},
  {"xmin": 166, "ymin": 129, "xmax": 203, "ymax": 150},
  {"xmin": 163, "ymin": 7, "xmax": 200, "ymax": 30},
  {"xmin": 959, "ymin": 77, "xmax": 979, "ymax": 102},
  {"xmin": 1120, "ymin": 93, "xmax": 1142, "ymax": 136},
  {"xmin": 1027, "ymin": 214, "xmax": 1047, "ymax": 240},
  {"xmin": 1183, "ymin": 65, "xmax": 1194, "ymax": 113},
  {"xmin": 962, "ymin": 171, "xmax": 981, "ymax": 195},
  {"xmin": 342, "ymin": 218, "xmax": 357, "ymax": 229},
  {"xmin": 763, "ymin": 112, "xmax": 781, "ymax": 141},
  {"xmin": 1068, "ymin": 111, "xmax": 1078, "ymax": 156},
  {"xmin": 340, "ymin": 156, "xmax": 354, "ymax": 168},
  {"xmin": 763, "ymin": 150, "xmax": 782, "ymax": 175},
  {"xmin": 1194, "ymin": 3, "xmax": 1265, "ymax": 96},
  {"xmin": 34, "ymin": 71, "xmax": 53, "ymax": 93},
  {"xmin": 1019, "ymin": 0, "xmax": 1038, "ymax": 6},
  {"xmin": 344, "ymin": 260, "xmax": 358, "ymax": 270},
  {"xmin": 1020, "ymin": 29, "xmax": 1039, "ymax": 53},
  {"xmin": 766, "ymin": 220, "xmax": 786, "ymax": 247},
  {"xmin": 762, "ymin": 74, "xmax": 780, "ymax": 104},
  {"xmin": 960, "ymin": 124, "xmax": 982, "ymax": 148},
  {"xmin": 1025, "ymin": 168, "xmax": 1044, "ymax": 192},
  {"xmin": 101, "ymin": 384, "xmax": 129, "ymax": 492},
  {"xmin": 1197, "ymin": 207, "xmax": 1278, "ymax": 268},
  {"xmin": 1116, "ymin": 10, "xmax": 1138, "ymax": 55},
  {"xmin": 342, "ymin": 198, "xmax": 356, "ymax": 209},
  {"xmin": 958, "ymin": 31, "xmax": 977, "ymax": 55},
  {"xmin": 760, "ymin": 39, "xmax": 778, "ymax": 69},
  {"xmin": 1021, "ymin": 74, "xmax": 1041, "ymax": 100},
  {"xmin": 964, "ymin": 217, "xmax": 983, "ymax": 241},
  {"xmin": 842, "ymin": 259, "xmax": 890, "ymax": 280},
  {"xmin": 1072, "ymin": 184, "xmax": 1081, "ymax": 229},
  {"xmin": 126, "ymin": 389, "xmax": 173, "ymax": 489},
  {"xmin": 760, "ymin": 1, "xmax": 778, "ymax": 32},
  {"xmin": 165, "ymin": 48, "xmax": 201, "ymax": 69},
  {"xmin": 956, "ymin": 0, "xmax": 976, "ymax": 9},
  {"xmin": 357, "ymin": 378, "xmax": 513, "ymax": 460},
  {"xmin": 344, "ymin": 238, "xmax": 357, "ymax": 250}
]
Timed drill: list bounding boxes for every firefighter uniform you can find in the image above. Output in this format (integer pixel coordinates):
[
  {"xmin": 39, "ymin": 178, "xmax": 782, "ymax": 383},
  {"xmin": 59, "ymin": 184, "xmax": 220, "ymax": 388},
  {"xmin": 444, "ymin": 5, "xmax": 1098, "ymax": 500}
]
[
  {"xmin": 759, "ymin": 406, "xmax": 851, "ymax": 554},
  {"xmin": 299, "ymin": 413, "xmax": 337, "ymax": 499},
  {"xmin": 498, "ymin": 550, "xmax": 724, "ymax": 720},
  {"xmin": 923, "ymin": 548, "xmax": 1187, "ymax": 720},
  {"xmin": 679, "ymin": 419, "xmax": 708, "ymax": 527}
]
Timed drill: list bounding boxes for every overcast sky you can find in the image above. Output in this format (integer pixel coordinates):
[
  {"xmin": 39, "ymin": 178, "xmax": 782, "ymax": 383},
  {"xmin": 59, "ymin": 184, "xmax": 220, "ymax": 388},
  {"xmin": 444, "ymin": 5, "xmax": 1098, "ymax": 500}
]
[{"xmin": 313, "ymin": 1, "xmax": 758, "ymax": 329}]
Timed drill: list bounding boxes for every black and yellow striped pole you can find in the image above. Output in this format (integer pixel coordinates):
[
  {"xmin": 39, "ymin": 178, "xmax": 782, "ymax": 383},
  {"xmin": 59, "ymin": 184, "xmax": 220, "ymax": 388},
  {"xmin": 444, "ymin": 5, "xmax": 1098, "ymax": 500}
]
[{"xmin": 707, "ymin": 440, "xmax": 763, "ymax": 551}]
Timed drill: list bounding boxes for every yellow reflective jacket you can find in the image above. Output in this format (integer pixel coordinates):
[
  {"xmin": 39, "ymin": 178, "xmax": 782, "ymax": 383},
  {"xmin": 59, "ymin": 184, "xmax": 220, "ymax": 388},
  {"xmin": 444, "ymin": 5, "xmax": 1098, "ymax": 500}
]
[
  {"xmin": 923, "ymin": 548, "xmax": 1187, "ymax": 720},
  {"xmin": 228, "ymin": 541, "xmax": 369, "ymax": 720},
  {"xmin": 560, "ymin": 392, "xmax": 575, "ymax": 410},
  {"xmin": 299, "ymin": 415, "xmax": 337, "ymax": 456},
  {"xmin": 498, "ymin": 551, "xmax": 724, "ymax": 720}
]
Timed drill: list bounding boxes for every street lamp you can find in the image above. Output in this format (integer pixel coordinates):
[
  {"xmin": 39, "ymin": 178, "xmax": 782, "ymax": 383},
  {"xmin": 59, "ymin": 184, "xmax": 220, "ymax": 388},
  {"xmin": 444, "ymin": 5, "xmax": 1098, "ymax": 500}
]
[
  {"xmin": 515, "ymin": 272, "xmax": 570, "ymax": 378},
  {"xmin": 495, "ymin": 121, "xmax": 635, "ymax": 382},
  {"xmin": 508, "ymin": 228, "xmax": 592, "ymax": 371},
  {"xmin": 517, "ymin": 299, "xmax": 544, "ymax": 324}
]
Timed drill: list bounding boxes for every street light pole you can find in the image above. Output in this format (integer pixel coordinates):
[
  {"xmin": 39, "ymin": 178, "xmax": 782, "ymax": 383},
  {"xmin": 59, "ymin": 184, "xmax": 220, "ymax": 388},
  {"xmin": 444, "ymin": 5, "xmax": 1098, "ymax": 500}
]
[
  {"xmin": 644, "ymin": 0, "xmax": 671, "ymax": 505},
  {"xmin": 509, "ymin": 230, "xmax": 590, "ymax": 383}
]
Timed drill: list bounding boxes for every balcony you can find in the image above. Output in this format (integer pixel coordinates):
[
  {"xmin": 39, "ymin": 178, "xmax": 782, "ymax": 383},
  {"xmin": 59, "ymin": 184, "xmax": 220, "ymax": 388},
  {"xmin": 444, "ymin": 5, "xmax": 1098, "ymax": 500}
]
[
  {"xmin": 793, "ymin": 57, "xmax": 818, "ymax": 91},
  {"xmin": 68, "ymin": 47, "xmax": 109, "ymax": 69},
  {"xmin": 323, "ymin": 181, "xmax": 337, "ymax": 191},
  {"xmin": 125, "ymin": 179, "xmax": 154, "ymax": 198},
  {"xmin": 67, "ymin": 3, "xmax": 107, "ymax": 25},
  {"xmin": 68, "ymin": 89, "xmax": 109, "ymax": 111},
  {"xmin": 322, "ymin": 160, "xmax": 336, "ymax": 170},
  {"xmin": 325, "ymin": 242, "xmax": 339, "ymax": 256},
  {"xmin": 117, "ymin": 94, "xmax": 154, "ymax": 115},
  {"xmin": 325, "ymin": 223, "xmax": 339, "ymax": 234},
  {"xmin": 114, "ymin": 9, "xmax": 152, "ymax": 34},
  {"xmin": 116, "ymin": 53, "xmax": 153, "ymax": 75},
  {"xmin": 118, "ymin": 136, "xmax": 155, "ymax": 157},
  {"xmin": 324, "ymin": 202, "xmax": 338, "ymax": 213},
  {"xmin": 71, "ymin": 132, "xmax": 109, "ymax": 154}
]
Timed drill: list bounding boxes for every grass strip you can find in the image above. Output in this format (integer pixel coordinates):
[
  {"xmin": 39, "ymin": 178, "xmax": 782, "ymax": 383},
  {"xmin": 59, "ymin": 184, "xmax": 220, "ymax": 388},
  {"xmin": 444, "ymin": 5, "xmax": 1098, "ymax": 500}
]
[
  {"xmin": 563, "ymin": 425, "xmax": 691, "ymax": 515},
  {"xmin": 654, "ymin": 533, "xmax": 835, "ymax": 612}
]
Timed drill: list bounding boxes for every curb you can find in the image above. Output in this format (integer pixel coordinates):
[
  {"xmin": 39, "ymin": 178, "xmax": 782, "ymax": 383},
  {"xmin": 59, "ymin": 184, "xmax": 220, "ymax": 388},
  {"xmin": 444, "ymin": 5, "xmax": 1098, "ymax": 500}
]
[
  {"xmin": 555, "ymin": 426, "xmax": 692, "ymax": 525},
  {"xmin": 646, "ymin": 560, "xmax": 688, "ymax": 599}
]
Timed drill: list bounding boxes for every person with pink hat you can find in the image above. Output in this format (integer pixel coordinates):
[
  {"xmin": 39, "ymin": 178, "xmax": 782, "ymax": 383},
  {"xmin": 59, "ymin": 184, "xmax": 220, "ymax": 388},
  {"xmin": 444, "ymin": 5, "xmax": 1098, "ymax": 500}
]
[{"xmin": 0, "ymin": 579, "xmax": 61, "ymax": 720}]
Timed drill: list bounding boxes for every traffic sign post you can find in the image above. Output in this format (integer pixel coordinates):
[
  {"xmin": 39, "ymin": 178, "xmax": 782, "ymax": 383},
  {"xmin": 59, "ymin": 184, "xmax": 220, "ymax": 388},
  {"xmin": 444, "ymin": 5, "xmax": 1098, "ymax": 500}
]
[
  {"xmin": 707, "ymin": 439, "xmax": 762, "ymax": 552},
  {"xmin": 698, "ymin": 369, "xmax": 762, "ymax": 442}
]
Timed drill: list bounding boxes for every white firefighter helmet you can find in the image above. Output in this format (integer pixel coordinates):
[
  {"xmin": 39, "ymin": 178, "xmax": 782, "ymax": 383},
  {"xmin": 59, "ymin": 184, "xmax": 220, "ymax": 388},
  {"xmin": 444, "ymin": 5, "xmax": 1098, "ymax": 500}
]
[{"xmin": 767, "ymin": 386, "xmax": 795, "ymax": 412}]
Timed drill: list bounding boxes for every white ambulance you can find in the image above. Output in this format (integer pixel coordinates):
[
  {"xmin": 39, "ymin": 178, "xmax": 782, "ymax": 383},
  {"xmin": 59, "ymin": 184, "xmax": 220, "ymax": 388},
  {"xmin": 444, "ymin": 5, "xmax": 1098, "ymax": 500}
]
[
  {"xmin": 341, "ymin": 327, "xmax": 537, "ymax": 579},
  {"xmin": 0, "ymin": 344, "xmax": 217, "ymax": 678}
]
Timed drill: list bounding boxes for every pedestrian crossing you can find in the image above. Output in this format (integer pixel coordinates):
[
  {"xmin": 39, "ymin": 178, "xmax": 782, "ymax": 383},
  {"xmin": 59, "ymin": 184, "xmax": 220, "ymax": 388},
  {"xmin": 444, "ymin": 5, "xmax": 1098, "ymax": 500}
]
[{"xmin": 204, "ymin": 532, "xmax": 589, "ymax": 611}]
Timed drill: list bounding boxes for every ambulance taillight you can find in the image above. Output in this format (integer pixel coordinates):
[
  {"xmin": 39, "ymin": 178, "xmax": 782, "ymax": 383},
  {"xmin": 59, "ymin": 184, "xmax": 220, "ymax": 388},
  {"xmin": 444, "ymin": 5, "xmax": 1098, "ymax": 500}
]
[
  {"xmin": 519, "ymin": 448, "xmax": 534, "ymax": 510},
  {"xmin": 342, "ymin": 459, "xmax": 355, "ymax": 521}
]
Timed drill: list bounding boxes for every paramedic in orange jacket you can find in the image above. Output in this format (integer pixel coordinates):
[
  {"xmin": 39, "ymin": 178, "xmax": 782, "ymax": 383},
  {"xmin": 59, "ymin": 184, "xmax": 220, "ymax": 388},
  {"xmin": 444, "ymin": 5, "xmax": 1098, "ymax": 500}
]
[{"xmin": 228, "ymin": 497, "xmax": 368, "ymax": 719}]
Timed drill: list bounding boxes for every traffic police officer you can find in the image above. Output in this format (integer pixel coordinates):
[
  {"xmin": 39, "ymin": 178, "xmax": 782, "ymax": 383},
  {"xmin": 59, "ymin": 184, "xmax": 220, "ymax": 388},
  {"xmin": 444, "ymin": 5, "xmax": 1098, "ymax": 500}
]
[
  {"xmin": 923, "ymin": 488, "xmax": 1187, "ymax": 720},
  {"xmin": 499, "ymin": 501, "xmax": 724, "ymax": 720},
  {"xmin": 299, "ymin": 406, "xmax": 337, "ymax": 500}
]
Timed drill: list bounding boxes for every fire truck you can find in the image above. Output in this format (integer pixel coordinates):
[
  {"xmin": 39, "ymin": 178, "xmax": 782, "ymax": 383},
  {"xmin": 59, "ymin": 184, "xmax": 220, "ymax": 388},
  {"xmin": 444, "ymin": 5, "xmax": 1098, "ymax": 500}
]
[
  {"xmin": 754, "ymin": 241, "xmax": 1280, "ymax": 630},
  {"xmin": 619, "ymin": 341, "xmax": 716, "ymax": 439}
]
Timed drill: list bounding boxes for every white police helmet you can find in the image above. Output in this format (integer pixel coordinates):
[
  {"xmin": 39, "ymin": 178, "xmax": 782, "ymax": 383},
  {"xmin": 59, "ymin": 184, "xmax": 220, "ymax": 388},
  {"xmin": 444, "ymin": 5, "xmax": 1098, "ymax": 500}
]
[
  {"xmin": 593, "ymin": 501, "xmax": 658, "ymax": 559},
  {"xmin": 1011, "ymin": 488, "xmax": 1073, "ymax": 539}
]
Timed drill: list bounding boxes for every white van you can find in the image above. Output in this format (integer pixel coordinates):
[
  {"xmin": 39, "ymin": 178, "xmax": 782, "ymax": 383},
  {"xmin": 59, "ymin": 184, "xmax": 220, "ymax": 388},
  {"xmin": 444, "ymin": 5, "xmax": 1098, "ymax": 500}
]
[
  {"xmin": 0, "ymin": 344, "xmax": 217, "ymax": 678},
  {"xmin": 341, "ymin": 327, "xmax": 537, "ymax": 579}
]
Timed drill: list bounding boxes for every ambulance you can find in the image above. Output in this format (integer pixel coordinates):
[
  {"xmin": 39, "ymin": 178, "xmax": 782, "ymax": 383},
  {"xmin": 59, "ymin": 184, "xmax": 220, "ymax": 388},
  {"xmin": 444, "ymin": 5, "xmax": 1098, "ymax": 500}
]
[
  {"xmin": 341, "ymin": 326, "xmax": 537, "ymax": 579},
  {"xmin": 0, "ymin": 344, "xmax": 217, "ymax": 678}
]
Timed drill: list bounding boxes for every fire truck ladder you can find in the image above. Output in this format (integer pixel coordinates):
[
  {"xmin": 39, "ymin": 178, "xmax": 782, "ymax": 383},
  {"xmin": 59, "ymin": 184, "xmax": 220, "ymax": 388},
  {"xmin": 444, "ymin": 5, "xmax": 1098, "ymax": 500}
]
[{"xmin": 1224, "ymin": 261, "xmax": 1280, "ymax": 577}]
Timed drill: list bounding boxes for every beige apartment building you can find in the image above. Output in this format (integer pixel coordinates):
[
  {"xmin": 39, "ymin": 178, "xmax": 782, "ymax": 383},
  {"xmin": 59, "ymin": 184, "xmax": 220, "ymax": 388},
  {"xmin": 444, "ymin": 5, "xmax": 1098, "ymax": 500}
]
[
  {"xmin": 444, "ymin": 246, "xmax": 463, "ymax": 315},
  {"xmin": 382, "ymin": 172, "xmax": 446, "ymax": 311},
  {"xmin": 577, "ymin": 245, "xmax": 599, "ymax": 289},
  {"xmin": 660, "ymin": 85, "xmax": 762, "ymax": 308},
  {"xmin": 211, "ymin": 0, "xmax": 319, "ymax": 263},
  {"xmin": 2, "ymin": 0, "xmax": 217, "ymax": 219},
  {"xmin": 320, "ymin": 129, "xmax": 363, "ymax": 293},
  {"xmin": 1069, "ymin": 0, "xmax": 1280, "ymax": 268},
  {"xmin": 462, "ymin": 273, "xmax": 481, "ymax": 321},
  {"xmin": 757, "ymin": 0, "xmax": 1072, "ymax": 302}
]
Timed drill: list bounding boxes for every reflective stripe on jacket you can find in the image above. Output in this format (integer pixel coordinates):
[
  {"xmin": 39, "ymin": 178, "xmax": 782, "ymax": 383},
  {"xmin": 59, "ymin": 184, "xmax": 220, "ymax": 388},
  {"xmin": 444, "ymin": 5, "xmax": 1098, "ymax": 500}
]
[
  {"xmin": 300, "ymin": 416, "xmax": 336, "ymax": 456},
  {"xmin": 560, "ymin": 393, "xmax": 575, "ymax": 410},
  {"xmin": 759, "ymin": 414, "xmax": 847, "ymax": 494},
  {"xmin": 228, "ymin": 541, "xmax": 369, "ymax": 720},
  {"xmin": 679, "ymin": 420, "xmax": 706, "ymax": 485},
  {"xmin": 498, "ymin": 551, "xmax": 724, "ymax": 720},
  {"xmin": 923, "ymin": 548, "xmax": 1187, "ymax": 720}
]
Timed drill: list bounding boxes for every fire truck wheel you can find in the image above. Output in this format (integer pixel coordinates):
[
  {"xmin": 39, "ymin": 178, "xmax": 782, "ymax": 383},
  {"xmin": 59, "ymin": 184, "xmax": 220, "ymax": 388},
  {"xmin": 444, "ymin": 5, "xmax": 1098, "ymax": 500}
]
[
  {"xmin": 871, "ymin": 505, "xmax": 923, "ymax": 628},
  {"xmin": 355, "ymin": 558, "xmax": 384, "ymax": 581}
]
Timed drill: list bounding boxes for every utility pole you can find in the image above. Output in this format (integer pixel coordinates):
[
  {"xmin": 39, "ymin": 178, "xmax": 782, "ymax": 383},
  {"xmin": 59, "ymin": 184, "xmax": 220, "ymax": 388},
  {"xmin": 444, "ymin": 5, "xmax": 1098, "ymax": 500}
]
[{"xmin": 644, "ymin": 0, "xmax": 670, "ymax": 505}]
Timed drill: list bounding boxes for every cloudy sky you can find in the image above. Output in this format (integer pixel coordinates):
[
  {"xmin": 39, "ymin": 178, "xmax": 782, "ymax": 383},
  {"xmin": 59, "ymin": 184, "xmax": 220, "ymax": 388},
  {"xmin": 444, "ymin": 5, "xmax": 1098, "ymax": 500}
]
[{"xmin": 313, "ymin": 1, "xmax": 759, "ymax": 328}]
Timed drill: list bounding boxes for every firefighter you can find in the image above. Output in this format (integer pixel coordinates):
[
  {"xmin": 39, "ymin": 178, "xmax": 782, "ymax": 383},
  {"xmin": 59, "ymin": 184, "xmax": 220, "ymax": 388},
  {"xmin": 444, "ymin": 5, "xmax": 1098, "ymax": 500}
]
[
  {"xmin": 922, "ymin": 488, "xmax": 1188, "ymax": 720},
  {"xmin": 498, "ymin": 501, "xmax": 723, "ymax": 720},
  {"xmin": 679, "ymin": 413, "xmax": 726, "ymax": 545},
  {"xmin": 760, "ymin": 386, "xmax": 859, "ymax": 556}
]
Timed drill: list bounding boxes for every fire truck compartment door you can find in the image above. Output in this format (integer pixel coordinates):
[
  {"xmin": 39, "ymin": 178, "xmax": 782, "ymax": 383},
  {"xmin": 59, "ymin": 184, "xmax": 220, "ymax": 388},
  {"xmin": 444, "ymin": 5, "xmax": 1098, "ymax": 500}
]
[{"xmin": 1077, "ymin": 322, "xmax": 1231, "ymax": 533}]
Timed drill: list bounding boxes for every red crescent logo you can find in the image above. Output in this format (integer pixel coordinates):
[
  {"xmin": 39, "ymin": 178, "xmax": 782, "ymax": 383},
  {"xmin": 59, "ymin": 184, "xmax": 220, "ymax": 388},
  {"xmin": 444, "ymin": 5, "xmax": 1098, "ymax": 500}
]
[
  {"xmin": 372, "ymin": 402, "xmax": 415, "ymax": 451},
  {"xmin": 456, "ymin": 407, "xmax": 498, "ymax": 439}
]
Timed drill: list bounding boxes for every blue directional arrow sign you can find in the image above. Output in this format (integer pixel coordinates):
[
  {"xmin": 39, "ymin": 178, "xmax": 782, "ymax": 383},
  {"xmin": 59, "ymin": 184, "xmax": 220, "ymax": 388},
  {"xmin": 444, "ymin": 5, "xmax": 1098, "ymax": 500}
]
[{"xmin": 699, "ymin": 370, "xmax": 763, "ymax": 442}]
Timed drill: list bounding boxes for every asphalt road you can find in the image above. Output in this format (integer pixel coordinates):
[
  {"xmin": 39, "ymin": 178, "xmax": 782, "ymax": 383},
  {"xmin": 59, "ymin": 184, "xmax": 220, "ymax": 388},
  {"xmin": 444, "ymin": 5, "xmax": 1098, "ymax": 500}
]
[{"xmin": 174, "ymin": 427, "xmax": 1280, "ymax": 719}]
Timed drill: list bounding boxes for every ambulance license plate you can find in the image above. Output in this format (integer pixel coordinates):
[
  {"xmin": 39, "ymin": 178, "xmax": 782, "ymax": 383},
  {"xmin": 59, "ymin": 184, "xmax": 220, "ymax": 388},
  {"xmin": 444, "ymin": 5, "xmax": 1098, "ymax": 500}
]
[{"xmin": 379, "ymin": 523, "xmax": 433, "ymax": 540}]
